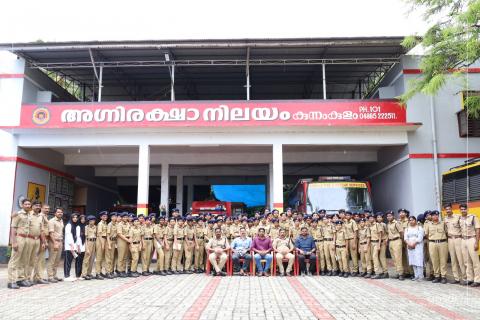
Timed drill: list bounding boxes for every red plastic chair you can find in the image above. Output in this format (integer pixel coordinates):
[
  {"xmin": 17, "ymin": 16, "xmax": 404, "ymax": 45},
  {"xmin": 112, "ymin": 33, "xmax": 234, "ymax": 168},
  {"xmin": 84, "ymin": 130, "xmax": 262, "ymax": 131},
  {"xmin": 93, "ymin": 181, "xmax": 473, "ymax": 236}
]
[
  {"xmin": 252, "ymin": 251, "xmax": 274, "ymax": 276},
  {"xmin": 273, "ymin": 251, "xmax": 297, "ymax": 276},
  {"xmin": 228, "ymin": 251, "xmax": 254, "ymax": 276},
  {"xmin": 205, "ymin": 248, "xmax": 232, "ymax": 275}
]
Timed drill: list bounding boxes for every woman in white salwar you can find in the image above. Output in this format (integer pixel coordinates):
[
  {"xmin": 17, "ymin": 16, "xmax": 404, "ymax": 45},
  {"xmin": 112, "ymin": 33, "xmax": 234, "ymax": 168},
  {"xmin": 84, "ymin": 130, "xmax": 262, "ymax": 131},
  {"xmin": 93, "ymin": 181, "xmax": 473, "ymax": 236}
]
[{"xmin": 404, "ymin": 216, "xmax": 425, "ymax": 281}]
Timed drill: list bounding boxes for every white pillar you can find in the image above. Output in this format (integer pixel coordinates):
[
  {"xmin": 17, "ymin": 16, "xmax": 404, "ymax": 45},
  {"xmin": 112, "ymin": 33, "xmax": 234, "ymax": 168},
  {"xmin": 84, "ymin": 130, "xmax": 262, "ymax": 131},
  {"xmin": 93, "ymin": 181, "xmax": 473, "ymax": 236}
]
[
  {"xmin": 268, "ymin": 163, "xmax": 274, "ymax": 209},
  {"xmin": 176, "ymin": 175, "xmax": 183, "ymax": 213},
  {"xmin": 136, "ymin": 144, "xmax": 150, "ymax": 216},
  {"xmin": 0, "ymin": 131, "xmax": 18, "ymax": 249},
  {"xmin": 161, "ymin": 163, "xmax": 170, "ymax": 215},
  {"xmin": 272, "ymin": 144, "xmax": 284, "ymax": 212},
  {"xmin": 0, "ymin": 51, "xmax": 25, "ymax": 126}
]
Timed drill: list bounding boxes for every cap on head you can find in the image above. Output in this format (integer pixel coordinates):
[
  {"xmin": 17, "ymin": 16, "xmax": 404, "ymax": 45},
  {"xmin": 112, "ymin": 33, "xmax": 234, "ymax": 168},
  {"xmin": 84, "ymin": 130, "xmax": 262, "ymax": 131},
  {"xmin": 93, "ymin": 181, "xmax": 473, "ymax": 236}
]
[{"xmin": 87, "ymin": 215, "xmax": 96, "ymax": 221}]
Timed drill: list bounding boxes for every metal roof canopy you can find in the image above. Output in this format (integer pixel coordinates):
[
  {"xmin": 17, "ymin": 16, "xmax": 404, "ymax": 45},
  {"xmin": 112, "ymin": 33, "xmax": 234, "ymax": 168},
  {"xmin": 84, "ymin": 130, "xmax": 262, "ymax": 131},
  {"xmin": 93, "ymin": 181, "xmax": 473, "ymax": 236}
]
[{"xmin": 1, "ymin": 37, "xmax": 407, "ymax": 101}]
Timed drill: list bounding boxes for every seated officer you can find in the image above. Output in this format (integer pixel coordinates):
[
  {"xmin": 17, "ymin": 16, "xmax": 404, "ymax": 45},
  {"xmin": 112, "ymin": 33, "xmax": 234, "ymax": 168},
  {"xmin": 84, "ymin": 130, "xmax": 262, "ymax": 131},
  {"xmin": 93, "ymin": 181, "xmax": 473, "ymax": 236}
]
[
  {"xmin": 273, "ymin": 229, "xmax": 295, "ymax": 276},
  {"xmin": 231, "ymin": 227, "xmax": 252, "ymax": 275},
  {"xmin": 295, "ymin": 227, "xmax": 316, "ymax": 276},
  {"xmin": 206, "ymin": 227, "xmax": 230, "ymax": 276}
]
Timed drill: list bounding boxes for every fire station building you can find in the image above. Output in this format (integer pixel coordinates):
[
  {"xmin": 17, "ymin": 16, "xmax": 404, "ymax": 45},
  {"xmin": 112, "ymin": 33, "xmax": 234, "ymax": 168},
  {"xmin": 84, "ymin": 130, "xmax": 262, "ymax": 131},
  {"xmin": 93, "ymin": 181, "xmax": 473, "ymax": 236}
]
[{"xmin": 0, "ymin": 37, "xmax": 479, "ymax": 261}]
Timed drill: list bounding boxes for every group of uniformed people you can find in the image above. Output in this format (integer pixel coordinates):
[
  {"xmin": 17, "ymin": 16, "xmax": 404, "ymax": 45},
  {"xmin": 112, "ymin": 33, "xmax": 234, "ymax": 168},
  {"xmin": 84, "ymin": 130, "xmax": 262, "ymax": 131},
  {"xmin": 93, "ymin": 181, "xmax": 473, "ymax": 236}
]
[{"xmin": 7, "ymin": 199, "xmax": 480, "ymax": 288}]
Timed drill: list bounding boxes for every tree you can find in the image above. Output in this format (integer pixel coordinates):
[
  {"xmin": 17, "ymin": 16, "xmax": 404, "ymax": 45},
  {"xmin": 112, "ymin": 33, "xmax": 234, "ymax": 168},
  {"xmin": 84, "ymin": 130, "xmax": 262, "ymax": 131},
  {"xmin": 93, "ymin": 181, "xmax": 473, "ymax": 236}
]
[{"xmin": 401, "ymin": 0, "xmax": 480, "ymax": 118}]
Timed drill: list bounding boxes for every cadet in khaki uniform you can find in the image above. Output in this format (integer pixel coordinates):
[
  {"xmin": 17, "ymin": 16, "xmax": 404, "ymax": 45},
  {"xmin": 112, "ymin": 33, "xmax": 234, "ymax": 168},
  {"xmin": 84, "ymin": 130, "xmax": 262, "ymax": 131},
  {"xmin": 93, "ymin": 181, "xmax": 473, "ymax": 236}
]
[
  {"xmin": 344, "ymin": 212, "xmax": 359, "ymax": 275},
  {"xmin": 194, "ymin": 218, "xmax": 207, "ymax": 273},
  {"xmin": 128, "ymin": 217, "xmax": 144, "ymax": 277},
  {"xmin": 81, "ymin": 215, "xmax": 97, "ymax": 280},
  {"xmin": 273, "ymin": 229, "xmax": 294, "ymax": 276},
  {"xmin": 459, "ymin": 204, "xmax": 480, "ymax": 286},
  {"xmin": 376, "ymin": 213, "xmax": 389, "ymax": 278},
  {"xmin": 369, "ymin": 214, "xmax": 384, "ymax": 279},
  {"xmin": 171, "ymin": 218, "xmax": 186, "ymax": 273},
  {"xmin": 269, "ymin": 219, "xmax": 281, "ymax": 239},
  {"xmin": 25, "ymin": 201, "xmax": 46, "ymax": 284},
  {"xmin": 141, "ymin": 216, "xmax": 155, "ymax": 275},
  {"xmin": 34, "ymin": 204, "xmax": 50, "ymax": 284},
  {"xmin": 183, "ymin": 217, "xmax": 196, "ymax": 273},
  {"xmin": 422, "ymin": 211, "xmax": 434, "ymax": 280},
  {"xmin": 206, "ymin": 228, "xmax": 230, "ymax": 276},
  {"xmin": 47, "ymin": 208, "xmax": 65, "ymax": 282},
  {"xmin": 7, "ymin": 200, "xmax": 33, "ymax": 289},
  {"xmin": 164, "ymin": 218, "xmax": 176, "ymax": 274},
  {"xmin": 95, "ymin": 211, "xmax": 109, "ymax": 280},
  {"xmin": 444, "ymin": 204, "xmax": 465, "ymax": 284},
  {"xmin": 116, "ymin": 213, "xmax": 131, "ymax": 277},
  {"xmin": 105, "ymin": 212, "xmax": 118, "ymax": 278},
  {"xmin": 386, "ymin": 211, "xmax": 404, "ymax": 280},
  {"xmin": 398, "ymin": 209, "xmax": 412, "ymax": 277},
  {"xmin": 424, "ymin": 210, "xmax": 448, "ymax": 284},
  {"xmin": 358, "ymin": 218, "xmax": 372, "ymax": 277},
  {"xmin": 311, "ymin": 219, "xmax": 325, "ymax": 275},
  {"xmin": 322, "ymin": 216, "xmax": 337, "ymax": 275},
  {"xmin": 334, "ymin": 220, "xmax": 349, "ymax": 277},
  {"xmin": 153, "ymin": 217, "xmax": 166, "ymax": 275}
]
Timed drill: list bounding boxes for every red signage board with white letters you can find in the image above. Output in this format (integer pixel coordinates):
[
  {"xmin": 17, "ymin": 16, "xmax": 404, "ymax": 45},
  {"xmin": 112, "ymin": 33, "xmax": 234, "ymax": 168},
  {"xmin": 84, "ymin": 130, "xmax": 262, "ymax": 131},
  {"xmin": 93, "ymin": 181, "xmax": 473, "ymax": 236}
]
[{"xmin": 20, "ymin": 100, "xmax": 406, "ymax": 128}]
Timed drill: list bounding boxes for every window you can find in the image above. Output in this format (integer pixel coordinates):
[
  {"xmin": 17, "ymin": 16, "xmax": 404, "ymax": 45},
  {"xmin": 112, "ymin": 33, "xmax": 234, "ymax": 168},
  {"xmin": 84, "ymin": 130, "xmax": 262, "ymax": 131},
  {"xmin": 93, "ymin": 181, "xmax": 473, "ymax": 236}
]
[{"xmin": 457, "ymin": 91, "xmax": 480, "ymax": 137}]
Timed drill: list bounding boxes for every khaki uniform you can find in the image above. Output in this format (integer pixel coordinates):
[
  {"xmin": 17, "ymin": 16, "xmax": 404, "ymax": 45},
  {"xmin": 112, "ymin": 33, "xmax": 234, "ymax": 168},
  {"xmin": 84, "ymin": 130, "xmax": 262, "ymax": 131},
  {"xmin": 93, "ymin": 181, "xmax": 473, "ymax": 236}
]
[
  {"xmin": 311, "ymin": 226, "xmax": 325, "ymax": 272},
  {"xmin": 229, "ymin": 224, "xmax": 241, "ymax": 239},
  {"xmin": 106, "ymin": 221, "xmax": 117, "ymax": 274},
  {"xmin": 335, "ymin": 226, "xmax": 348, "ymax": 272},
  {"xmin": 34, "ymin": 212, "xmax": 49, "ymax": 281},
  {"xmin": 378, "ymin": 222, "xmax": 388, "ymax": 274},
  {"xmin": 164, "ymin": 225, "xmax": 175, "ymax": 271},
  {"xmin": 445, "ymin": 214, "xmax": 465, "ymax": 281},
  {"xmin": 48, "ymin": 217, "xmax": 64, "ymax": 279},
  {"xmin": 171, "ymin": 225, "xmax": 185, "ymax": 271},
  {"xmin": 206, "ymin": 236, "xmax": 229, "ymax": 272},
  {"xmin": 423, "ymin": 220, "xmax": 433, "ymax": 277},
  {"xmin": 387, "ymin": 220, "xmax": 404, "ymax": 275},
  {"xmin": 129, "ymin": 226, "xmax": 143, "ymax": 272},
  {"xmin": 153, "ymin": 224, "xmax": 165, "ymax": 272},
  {"xmin": 322, "ymin": 222, "xmax": 336, "ymax": 271},
  {"xmin": 290, "ymin": 226, "xmax": 302, "ymax": 242},
  {"xmin": 369, "ymin": 222, "xmax": 383, "ymax": 274},
  {"xmin": 424, "ymin": 220, "xmax": 448, "ymax": 278},
  {"xmin": 8, "ymin": 210, "xmax": 31, "ymax": 283},
  {"xmin": 184, "ymin": 225, "xmax": 196, "ymax": 271},
  {"xmin": 280, "ymin": 220, "xmax": 290, "ymax": 233},
  {"xmin": 344, "ymin": 219, "xmax": 359, "ymax": 273},
  {"xmin": 273, "ymin": 237, "xmax": 294, "ymax": 273},
  {"xmin": 358, "ymin": 226, "xmax": 372, "ymax": 274},
  {"xmin": 399, "ymin": 218, "xmax": 412, "ymax": 275},
  {"xmin": 194, "ymin": 225, "xmax": 207, "ymax": 270},
  {"xmin": 81, "ymin": 224, "xmax": 97, "ymax": 277},
  {"xmin": 25, "ymin": 212, "xmax": 43, "ymax": 281},
  {"xmin": 142, "ymin": 225, "xmax": 154, "ymax": 272},
  {"xmin": 95, "ymin": 220, "xmax": 108, "ymax": 275},
  {"xmin": 116, "ymin": 222, "xmax": 131, "ymax": 272},
  {"xmin": 269, "ymin": 226, "xmax": 281, "ymax": 240},
  {"xmin": 459, "ymin": 214, "xmax": 480, "ymax": 283}
]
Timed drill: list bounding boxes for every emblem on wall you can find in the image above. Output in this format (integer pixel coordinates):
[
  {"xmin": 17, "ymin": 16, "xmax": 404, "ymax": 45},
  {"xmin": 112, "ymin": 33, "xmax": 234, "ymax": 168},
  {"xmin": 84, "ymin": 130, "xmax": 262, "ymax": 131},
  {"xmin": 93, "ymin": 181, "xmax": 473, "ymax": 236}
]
[{"xmin": 32, "ymin": 107, "xmax": 51, "ymax": 126}]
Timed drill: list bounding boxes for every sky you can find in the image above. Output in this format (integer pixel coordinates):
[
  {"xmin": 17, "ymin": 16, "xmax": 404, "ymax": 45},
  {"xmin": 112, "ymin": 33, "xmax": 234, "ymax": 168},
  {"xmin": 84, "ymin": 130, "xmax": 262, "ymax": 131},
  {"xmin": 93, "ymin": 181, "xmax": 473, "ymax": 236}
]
[{"xmin": 0, "ymin": 0, "xmax": 428, "ymax": 43}]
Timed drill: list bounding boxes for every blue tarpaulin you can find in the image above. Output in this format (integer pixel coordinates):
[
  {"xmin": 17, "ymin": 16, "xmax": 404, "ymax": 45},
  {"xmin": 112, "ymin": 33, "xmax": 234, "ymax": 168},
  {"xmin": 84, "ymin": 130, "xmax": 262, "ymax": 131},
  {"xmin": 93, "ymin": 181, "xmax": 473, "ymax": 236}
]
[{"xmin": 211, "ymin": 185, "xmax": 265, "ymax": 207}]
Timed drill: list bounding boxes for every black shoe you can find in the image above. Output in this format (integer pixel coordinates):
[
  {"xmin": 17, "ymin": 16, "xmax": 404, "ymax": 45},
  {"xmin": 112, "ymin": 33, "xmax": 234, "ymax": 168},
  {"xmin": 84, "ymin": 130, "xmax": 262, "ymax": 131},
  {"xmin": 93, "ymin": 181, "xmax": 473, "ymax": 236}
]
[
  {"xmin": 326, "ymin": 271, "xmax": 332, "ymax": 276},
  {"xmin": 432, "ymin": 277, "xmax": 440, "ymax": 283},
  {"xmin": 365, "ymin": 273, "xmax": 371, "ymax": 278},
  {"xmin": 393, "ymin": 274, "xmax": 399, "ymax": 279},
  {"xmin": 398, "ymin": 275, "xmax": 405, "ymax": 281},
  {"xmin": 47, "ymin": 278, "xmax": 58, "ymax": 283},
  {"xmin": 440, "ymin": 278, "xmax": 447, "ymax": 284},
  {"xmin": 343, "ymin": 272, "xmax": 349, "ymax": 278},
  {"xmin": 470, "ymin": 282, "xmax": 480, "ymax": 287},
  {"xmin": 118, "ymin": 272, "xmax": 126, "ymax": 278},
  {"xmin": 142, "ymin": 272, "xmax": 149, "ymax": 276},
  {"xmin": 426, "ymin": 276, "xmax": 434, "ymax": 281},
  {"xmin": 372, "ymin": 275, "xmax": 382, "ymax": 279},
  {"xmin": 351, "ymin": 272, "xmax": 358, "ymax": 277},
  {"xmin": 332, "ymin": 271, "xmax": 338, "ymax": 276},
  {"xmin": 448, "ymin": 279, "xmax": 460, "ymax": 284},
  {"xmin": 35, "ymin": 279, "xmax": 49, "ymax": 285},
  {"xmin": 83, "ymin": 276, "xmax": 91, "ymax": 280},
  {"xmin": 8, "ymin": 282, "xmax": 20, "ymax": 289},
  {"xmin": 96, "ymin": 274, "xmax": 105, "ymax": 280},
  {"xmin": 219, "ymin": 271, "xmax": 226, "ymax": 276},
  {"xmin": 383, "ymin": 273, "xmax": 389, "ymax": 279},
  {"xmin": 106, "ymin": 274, "xmax": 114, "ymax": 279}
]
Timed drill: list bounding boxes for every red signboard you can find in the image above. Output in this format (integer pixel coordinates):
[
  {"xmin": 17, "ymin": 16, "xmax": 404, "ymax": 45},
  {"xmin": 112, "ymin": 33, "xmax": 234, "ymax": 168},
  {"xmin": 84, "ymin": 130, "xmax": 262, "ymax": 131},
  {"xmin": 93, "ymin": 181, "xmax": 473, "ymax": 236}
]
[{"xmin": 20, "ymin": 100, "xmax": 406, "ymax": 128}]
